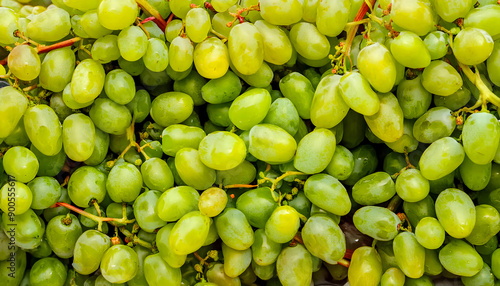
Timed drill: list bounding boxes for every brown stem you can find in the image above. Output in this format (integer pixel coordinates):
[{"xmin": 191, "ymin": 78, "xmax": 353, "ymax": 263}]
[
  {"xmin": 337, "ymin": 258, "xmax": 350, "ymax": 268},
  {"xmin": 37, "ymin": 37, "xmax": 81, "ymax": 54},
  {"xmin": 224, "ymin": 184, "xmax": 258, "ymax": 189},
  {"xmin": 344, "ymin": 0, "xmax": 377, "ymax": 62},
  {"xmin": 135, "ymin": 0, "xmax": 167, "ymax": 32}
]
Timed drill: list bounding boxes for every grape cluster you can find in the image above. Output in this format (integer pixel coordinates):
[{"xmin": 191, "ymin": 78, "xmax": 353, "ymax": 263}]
[{"xmin": 1, "ymin": 0, "xmax": 500, "ymax": 285}]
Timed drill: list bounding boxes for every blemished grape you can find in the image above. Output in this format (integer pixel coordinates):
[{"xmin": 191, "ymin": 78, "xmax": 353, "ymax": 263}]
[{"xmin": 4, "ymin": 0, "xmax": 500, "ymax": 284}]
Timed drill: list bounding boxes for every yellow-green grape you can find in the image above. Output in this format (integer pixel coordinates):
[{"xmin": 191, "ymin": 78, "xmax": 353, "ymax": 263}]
[
  {"xmin": 175, "ymin": 148, "xmax": 216, "ymax": 190},
  {"xmin": 90, "ymin": 35, "xmax": 120, "ymax": 64},
  {"xmin": 169, "ymin": 0, "xmax": 204, "ymax": 19},
  {"xmin": 0, "ymin": 86, "xmax": 28, "ymax": 139},
  {"xmin": 39, "ymin": 47, "xmax": 75, "ymax": 92},
  {"xmin": 150, "ymin": 92, "xmax": 194, "ymax": 127},
  {"xmin": 348, "ymin": 247, "xmax": 383, "ymax": 286},
  {"xmin": 338, "ymin": 71, "xmax": 380, "ymax": 116},
  {"xmin": 390, "ymin": 31, "xmax": 431, "ymax": 69},
  {"xmin": 117, "ymin": 25, "xmax": 148, "ymax": 61},
  {"xmin": 156, "ymin": 186, "xmax": 200, "ymax": 222},
  {"xmin": 254, "ymin": 20, "xmax": 293, "ymax": 65},
  {"xmin": 462, "ymin": 112, "xmax": 500, "ymax": 165},
  {"xmin": 419, "ymin": 137, "xmax": 465, "ymax": 180},
  {"xmin": 141, "ymin": 158, "xmax": 174, "ymax": 192},
  {"xmin": 424, "ymin": 31, "xmax": 449, "ymax": 60},
  {"xmin": 212, "ymin": 11, "xmax": 239, "ymax": 38},
  {"xmin": 421, "ymin": 60, "xmax": 463, "ymax": 96},
  {"xmin": 352, "ymin": 171, "xmax": 396, "ymax": 205},
  {"xmin": 80, "ymin": 9, "xmax": 112, "ymax": 38},
  {"xmin": 264, "ymin": 205, "xmax": 300, "ymax": 243},
  {"xmin": 0, "ymin": 181, "xmax": 32, "ymax": 215},
  {"xmin": 198, "ymin": 187, "xmax": 227, "ymax": 217},
  {"xmin": 364, "ymin": 92, "xmax": 404, "ymax": 143},
  {"xmin": 228, "ymin": 88, "xmax": 271, "ymax": 130},
  {"xmin": 395, "ymin": 168, "xmax": 430, "ymax": 202},
  {"xmin": 432, "ymin": 0, "xmax": 475, "ymax": 22},
  {"xmin": 156, "ymin": 224, "xmax": 187, "ymax": 268},
  {"xmin": 141, "ymin": 38, "xmax": 169, "ymax": 72},
  {"xmin": 487, "ymin": 40, "xmax": 500, "ymax": 87},
  {"xmin": 465, "ymin": 204, "xmax": 500, "ymax": 246},
  {"xmin": 161, "ymin": 124, "xmax": 206, "ymax": 157},
  {"xmin": 390, "ymin": 0, "xmax": 438, "ymax": 36},
  {"xmin": 353, "ymin": 206, "xmax": 401, "ymax": 241},
  {"xmin": 464, "ymin": 4, "xmax": 500, "ymax": 40},
  {"xmin": 435, "ymin": 188, "xmax": 476, "ymax": 238},
  {"xmin": 310, "ymin": 74, "xmax": 349, "ymax": 128},
  {"xmin": 24, "ymin": 105, "xmax": 63, "ymax": 157},
  {"xmin": 357, "ymin": 43, "xmax": 397, "ymax": 93},
  {"xmin": 70, "ymin": 59, "xmax": 105, "ymax": 104},
  {"xmin": 26, "ymin": 7, "xmax": 70, "ymax": 42},
  {"xmin": 414, "ymin": 217, "xmax": 445, "ymax": 249},
  {"xmin": 228, "ymin": 22, "xmax": 264, "ymax": 75},
  {"xmin": 97, "ymin": 0, "xmax": 138, "ymax": 30},
  {"xmin": 393, "ymin": 232, "xmax": 425, "ymax": 278},
  {"xmin": 439, "ymin": 239, "xmax": 483, "ymax": 277},
  {"xmin": 294, "ymin": 128, "xmax": 336, "ymax": 174},
  {"xmin": 233, "ymin": 61, "xmax": 273, "ymax": 88},
  {"xmin": 144, "ymin": 253, "xmax": 182, "ymax": 286},
  {"xmin": 302, "ymin": 214, "xmax": 346, "ymax": 264},
  {"xmin": 169, "ymin": 211, "xmax": 211, "ymax": 255},
  {"xmin": 2, "ymin": 208, "xmax": 44, "ymax": 249},
  {"xmin": 185, "ymin": 7, "xmax": 211, "ymax": 43},
  {"xmin": 169, "ymin": 36, "xmax": 194, "ymax": 72},
  {"xmin": 381, "ymin": 268, "xmax": 405, "ymax": 286},
  {"xmin": 198, "ymin": 131, "xmax": 247, "ymax": 171},
  {"xmin": 62, "ymin": 114, "xmax": 96, "ymax": 162},
  {"xmin": 259, "ymin": 0, "xmax": 303, "ymax": 26},
  {"xmin": 248, "ymin": 124, "xmax": 297, "ymax": 164},
  {"xmin": 222, "ymin": 243, "xmax": 252, "ymax": 278},
  {"xmin": 215, "ymin": 208, "xmax": 255, "ymax": 250},
  {"xmin": 165, "ymin": 19, "xmax": 183, "ymax": 42},
  {"xmin": 276, "ymin": 244, "xmax": 312, "ymax": 286},
  {"xmin": 7, "ymin": 44, "xmax": 41, "ymax": 82},
  {"xmin": 302, "ymin": 0, "xmax": 319, "ymax": 22},
  {"xmin": 412, "ymin": 107, "xmax": 456, "ymax": 144},
  {"xmin": 0, "ymin": 7, "xmax": 19, "ymax": 45},
  {"xmin": 194, "ymin": 37, "xmax": 230, "ymax": 79},
  {"xmin": 104, "ymin": 69, "xmax": 136, "ymax": 105},
  {"xmin": 304, "ymin": 173, "xmax": 351, "ymax": 216},
  {"xmin": 206, "ymin": 263, "xmax": 242, "ymax": 285},
  {"xmin": 316, "ymin": 0, "xmax": 350, "ymax": 37},
  {"xmin": 453, "ymin": 27, "xmax": 494, "ymax": 65},
  {"xmin": 385, "ymin": 120, "xmax": 418, "ymax": 153},
  {"xmin": 100, "ymin": 245, "xmax": 139, "ymax": 283},
  {"xmin": 289, "ymin": 22, "xmax": 330, "ymax": 61},
  {"xmin": 211, "ymin": 0, "xmax": 238, "ymax": 12},
  {"xmin": 63, "ymin": 0, "xmax": 101, "ymax": 11}
]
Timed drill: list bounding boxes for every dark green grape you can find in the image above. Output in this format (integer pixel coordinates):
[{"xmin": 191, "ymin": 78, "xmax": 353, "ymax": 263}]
[
  {"xmin": 46, "ymin": 214, "xmax": 82, "ymax": 258},
  {"xmin": 29, "ymin": 257, "xmax": 67, "ymax": 286},
  {"xmin": 68, "ymin": 166, "xmax": 107, "ymax": 208}
]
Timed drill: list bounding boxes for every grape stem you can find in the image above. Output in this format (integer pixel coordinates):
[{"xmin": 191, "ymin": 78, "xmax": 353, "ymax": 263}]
[
  {"xmin": 337, "ymin": 258, "xmax": 350, "ymax": 268},
  {"xmin": 386, "ymin": 195, "xmax": 402, "ymax": 212},
  {"xmin": 224, "ymin": 184, "xmax": 258, "ymax": 189},
  {"xmin": 458, "ymin": 62, "xmax": 500, "ymax": 110},
  {"xmin": 135, "ymin": 0, "xmax": 167, "ymax": 32},
  {"xmin": 119, "ymin": 226, "xmax": 156, "ymax": 251},
  {"xmin": 259, "ymin": 171, "xmax": 305, "ymax": 203}
]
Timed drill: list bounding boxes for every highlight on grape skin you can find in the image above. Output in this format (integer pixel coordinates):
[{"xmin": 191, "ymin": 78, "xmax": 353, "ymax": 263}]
[{"xmin": 1, "ymin": 0, "xmax": 500, "ymax": 285}]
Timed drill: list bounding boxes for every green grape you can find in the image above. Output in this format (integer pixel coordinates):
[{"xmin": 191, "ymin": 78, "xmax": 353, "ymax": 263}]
[
  {"xmin": 42, "ymin": 187, "xmax": 70, "ymax": 222},
  {"xmin": 106, "ymin": 162, "xmax": 142, "ymax": 203},
  {"xmin": 476, "ymin": 235, "xmax": 498, "ymax": 256},
  {"xmin": 310, "ymin": 74, "xmax": 349, "ymax": 128},
  {"xmin": 228, "ymin": 88, "xmax": 271, "ymax": 130},
  {"xmin": 251, "ymin": 228, "xmax": 282, "ymax": 266},
  {"xmin": 84, "ymin": 128, "xmax": 110, "ymax": 166},
  {"xmin": 357, "ymin": 43, "xmax": 397, "ymax": 93},
  {"xmin": 302, "ymin": 0, "xmax": 319, "ymax": 22},
  {"xmin": 143, "ymin": 38, "xmax": 169, "ymax": 72},
  {"xmin": 46, "ymin": 214, "xmax": 82, "ymax": 259},
  {"xmin": 325, "ymin": 145, "xmax": 354, "ymax": 180},
  {"xmin": 206, "ymin": 263, "xmax": 241, "ymax": 285},
  {"xmin": 0, "ymin": 86, "xmax": 28, "ymax": 139},
  {"xmin": 465, "ymin": 204, "xmax": 500, "ymax": 245},
  {"xmin": 156, "ymin": 185, "xmax": 199, "ymax": 222},
  {"xmin": 276, "ymin": 244, "xmax": 312, "ymax": 286},
  {"xmin": 216, "ymin": 160, "xmax": 256, "ymax": 185},
  {"xmin": 460, "ymin": 154, "xmax": 491, "ymax": 191},
  {"xmin": 353, "ymin": 206, "xmax": 401, "ymax": 241},
  {"xmin": 236, "ymin": 187, "xmax": 278, "ymax": 229},
  {"xmin": 393, "ymin": 232, "xmax": 425, "ymax": 278},
  {"xmin": 279, "ymin": 72, "xmax": 315, "ymax": 119},
  {"xmin": 0, "ymin": 181, "xmax": 32, "ymax": 215},
  {"xmin": 70, "ymin": 59, "xmax": 105, "ymax": 103},
  {"xmin": 161, "ymin": 124, "xmax": 206, "ymax": 156},
  {"xmin": 49, "ymin": 92, "xmax": 73, "ymax": 122},
  {"xmin": 73, "ymin": 230, "xmax": 112, "ymax": 275},
  {"xmin": 172, "ymin": 69, "xmax": 207, "ymax": 106},
  {"xmin": 104, "ymin": 69, "xmax": 136, "ymax": 105},
  {"xmin": 263, "ymin": 97, "xmax": 300, "ymax": 136},
  {"xmin": 97, "ymin": 0, "xmax": 138, "ymax": 30},
  {"xmin": 412, "ymin": 107, "xmax": 456, "ymax": 143},
  {"xmin": 2, "ymin": 209, "xmax": 44, "ymax": 249},
  {"xmin": 91, "ymin": 34, "xmax": 120, "ymax": 64},
  {"xmin": 68, "ymin": 166, "xmax": 107, "ymax": 207},
  {"xmin": 0, "ymin": 7, "xmax": 19, "ymax": 45},
  {"xmin": 62, "ymin": 113, "xmax": 96, "ymax": 162},
  {"xmin": 488, "ymin": 41, "xmax": 500, "ymax": 87},
  {"xmin": 462, "ymin": 263, "xmax": 495, "ymax": 286},
  {"xmin": 259, "ymin": 0, "xmax": 302, "ymax": 26},
  {"xmin": 194, "ymin": 37, "xmax": 230, "ymax": 79},
  {"xmin": 198, "ymin": 131, "xmax": 247, "ymax": 170},
  {"xmin": 348, "ymin": 247, "xmax": 383, "ymax": 286},
  {"xmin": 63, "ymin": 0, "xmax": 99, "ymax": 11},
  {"xmin": 141, "ymin": 158, "xmax": 174, "ymax": 192},
  {"xmin": 117, "ymin": 26, "xmax": 148, "ymax": 61},
  {"xmin": 0, "ymin": 249, "xmax": 26, "ymax": 286},
  {"xmin": 7, "ymin": 44, "xmax": 41, "ymax": 81},
  {"xmin": 169, "ymin": 0, "xmax": 204, "ymax": 19},
  {"xmin": 395, "ymin": 169, "xmax": 430, "ymax": 202},
  {"xmin": 175, "ymin": 148, "xmax": 216, "ymax": 190},
  {"xmin": 264, "ymin": 205, "xmax": 300, "ymax": 243},
  {"xmin": 390, "ymin": 31, "xmax": 431, "ymax": 68},
  {"xmin": 26, "ymin": 7, "xmax": 70, "ymax": 42},
  {"xmin": 80, "ymin": 9, "xmax": 112, "ymax": 38},
  {"xmin": 185, "ymin": 7, "xmax": 210, "ymax": 43},
  {"xmin": 380, "ymin": 267, "xmax": 405, "ymax": 286},
  {"xmin": 211, "ymin": 0, "xmax": 238, "ymax": 12},
  {"xmin": 125, "ymin": 90, "xmax": 151, "ymax": 124},
  {"xmin": 385, "ymin": 120, "xmax": 418, "ymax": 153},
  {"xmin": 228, "ymin": 22, "xmax": 264, "ymax": 75},
  {"xmin": 248, "ymin": 124, "xmax": 297, "ymax": 164},
  {"xmin": 215, "ymin": 208, "xmax": 254, "ymax": 250},
  {"xmin": 118, "ymin": 57, "xmax": 145, "ymax": 76},
  {"xmin": 143, "ymin": 253, "xmax": 182, "ymax": 286},
  {"xmin": 453, "ymin": 27, "xmax": 494, "ymax": 65},
  {"xmin": 101, "ymin": 245, "xmax": 139, "ymax": 283},
  {"xmin": 254, "ymin": 20, "xmax": 293, "ymax": 65},
  {"xmin": 352, "ymin": 172, "xmax": 396, "ymax": 205},
  {"xmin": 201, "ymin": 71, "xmax": 241, "ymax": 104},
  {"xmin": 231, "ymin": 61, "xmax": 273, "ymax": 88},
  {"xmin": 364, "ymin": 92, "xmax": 404, "ymax": 143},
  {"xmin": 439, "ymin": 239, "xmax": 483, "ymax": 277},
  {"xmin": 1, "ymin": 123, "xmax": 28, "ymax": 146},
  {"xmin": 27, "ymin": 176, "xmax": 61, "ymax": 210},
  {"xmin": 343, "ymin": 144, "xmax": 378, "ymax": 184},
  {"xmin": 289, "ymin": 22, "xmax": 330, "ymax": 61},
  {"xmin": 222, "ymin": 243, "xmax": 252, "ymax": 278},
  {"xmin": 423, "ymin": 31, "xmax": 449, "ymax": 60},
  {"xmin": 465, "ymin": 4, "xmax": 500, "ymax": 39},
  {"xmin": 492, "ymin": 248, "xmax": 500, "ymax": 279},
  {"xmin": 414, "ymin": 217, "xmax": 445, "ymax": 250},
  {"xmin": 432, "ymin": 0, "xmax": 475, "ymax": 22},
  {"xmin": 252, "ymin": 260, "xmax": 275, "ymax": 280},
  {"xmin": 3, "ymin": 146, "xmax": 39, "ymax": 183},
  {"xmin": 39, "ymin": 47, "xmax": 75, "ymax": 92},
  {"xmin": 169, "ymin": 36, "xmax": 193, "ymax": 72},
  {"xmin": 89, "ymin": 98, "xmax": 132, "ymax": 135},
  {"xmin": 338, "ymin": 71, "xmax": 380, "ymax": 116},
  {"xmin": 294, "ymin": 128, "xmax": 336, "ymax": 174},
  {"xmin": 156, "ymin": 224, "xmax": 187, "ymax": 268},
  {"xmin": 435, "ymin": 188, "xmax": 476, "ymax": 238},
  {"xmin": 396, "ymin": 75, "xmax": 432, "ymax": 119},
  {"xmin": 197, "ymin": 187, "xmax": 226, "ymax": 217},
  {"xmin": 62, "ymin": 83, "xmax": 94, "ymax": 110},
  {"xmin": 390, "ymin": 0, "xmax": 437, "ymax": 36},
  {"xmin": 421, "ymin": 60, "xmax": 463, "ymax": 96},
  {"xmin": 212, "ymin": 10, "xmax": 239, "ymax": 38},
  {"xmin": 169, "ymin": 211, "xmax": 211, "ymax": 255},
  {"xmin": 419, "ymin": 137, "xmax": 465, "ymax": 180},
  {"xmin": 462, "ymin": 112, "xmax": 500, "ymax": 165},
  {"xmin": 302, "ymin": 214, "xmax": 345, "ymax": 264},
  {"xmin": 150, "ymin": 92, "xmax": 194, "ymax": 127},
  {"xmin": 24, "ymin": 104, "xmax": 63, "ymax": 156},
  {"xmin": 133, "ymin": 190, "xmax": 167, "ymax": 232},
  {"xmin": 29, "ymin": 257, "xmax": 67, "ymax": 286},
  {"xmin": 316, "ymin": 0, "xmax": 350, "ymax": 37}
]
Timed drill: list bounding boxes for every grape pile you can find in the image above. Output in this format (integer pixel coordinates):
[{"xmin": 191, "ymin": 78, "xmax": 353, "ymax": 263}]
[{"xmin": 1, "ymin": 0, "xmax": 500, "ymax": 285}]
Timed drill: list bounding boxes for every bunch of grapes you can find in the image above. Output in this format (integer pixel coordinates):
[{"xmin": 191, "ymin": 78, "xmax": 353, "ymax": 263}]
[{"xmin": 1, "ymin": 0, "xmax": 500, "ymax": 285}]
